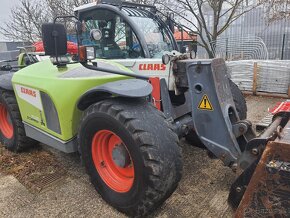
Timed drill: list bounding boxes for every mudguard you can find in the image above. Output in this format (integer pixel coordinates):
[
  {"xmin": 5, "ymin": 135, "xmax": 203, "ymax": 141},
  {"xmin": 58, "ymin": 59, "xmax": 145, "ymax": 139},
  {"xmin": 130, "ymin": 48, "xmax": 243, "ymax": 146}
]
[
  {"xmin": 77, "ymin": 79, "xmax": 152, "ymax": 110},
  {"xmin": 0, "ymin": 73, "xmax": 14, "ymax": 91}
]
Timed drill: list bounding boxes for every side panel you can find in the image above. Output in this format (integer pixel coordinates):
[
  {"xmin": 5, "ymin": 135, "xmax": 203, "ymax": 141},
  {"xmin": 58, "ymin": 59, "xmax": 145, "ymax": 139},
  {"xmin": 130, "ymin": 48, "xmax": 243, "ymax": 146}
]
[
  {"xmin": 24, "ymin": 123, "xmax": 77, "ymax": 153},
  {"xmin": 14, "ymin": 84, "xmax": 47, "ymax": 127},
  {"xmin": 114, "ymin": 59, "xmax": 174, "ymax": 90},
  {"xmin": 12, "ymin": 60, "xmax": 130, "ymax": 141},
  {"xmin": 14, "ymin": 85, "xmax": 43, "ymax": 110},
  {"xmin": 41, "ymin": 92, "xmax": 61, "ymax": 134}
]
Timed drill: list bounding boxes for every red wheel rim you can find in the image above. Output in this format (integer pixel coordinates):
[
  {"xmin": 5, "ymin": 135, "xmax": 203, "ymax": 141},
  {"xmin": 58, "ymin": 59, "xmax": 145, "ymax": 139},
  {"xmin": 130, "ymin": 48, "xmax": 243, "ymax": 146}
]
[
  {"xmin": 0, "ymin": 104, "xmax": 13, "ymax": 139},
  {"xmin": 91, "ymin": 130, "xmax": 134, "ymax": 193}
]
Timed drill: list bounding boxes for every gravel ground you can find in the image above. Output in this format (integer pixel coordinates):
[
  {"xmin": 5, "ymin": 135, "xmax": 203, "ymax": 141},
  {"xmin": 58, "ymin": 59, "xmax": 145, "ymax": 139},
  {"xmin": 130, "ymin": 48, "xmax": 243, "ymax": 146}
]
[{"xmin": 0, "ymin": 95, "xmax": 285, "ymax": 218}]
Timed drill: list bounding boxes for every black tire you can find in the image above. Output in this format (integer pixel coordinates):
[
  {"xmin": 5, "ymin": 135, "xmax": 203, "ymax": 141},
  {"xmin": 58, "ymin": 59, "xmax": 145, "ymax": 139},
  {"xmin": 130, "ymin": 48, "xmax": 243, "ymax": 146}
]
[
  {"xmin": 229, "ymin": 79, "xmax": 247, "ymax": 120},
  {"xmin": 78, "ymin": 98, "xmax": 182, "ymax": 217},
  {"xmin": 185, "ymin": 79, "xmax": 247, "ymax": 146},
  {"xmin": 184, "ymin": 130, "xmax": 204, "ymax": 148},
  {"xmin": 0, "ymin": 89, "xmax": 38, "ymax": 152}
]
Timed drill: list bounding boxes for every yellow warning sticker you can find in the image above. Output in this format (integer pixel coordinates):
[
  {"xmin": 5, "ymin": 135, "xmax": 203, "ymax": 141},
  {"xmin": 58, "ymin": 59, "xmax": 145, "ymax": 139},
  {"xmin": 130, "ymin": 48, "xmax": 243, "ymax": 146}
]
[{"xmin": 198, "ymin": 94, "xmax": 213, "ymax": 111}]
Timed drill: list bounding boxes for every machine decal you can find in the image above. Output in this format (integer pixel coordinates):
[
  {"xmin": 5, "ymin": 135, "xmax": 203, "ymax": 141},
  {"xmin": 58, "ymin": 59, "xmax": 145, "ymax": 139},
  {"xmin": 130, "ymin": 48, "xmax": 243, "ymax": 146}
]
[
  {"xmin": 139, "ymin": 64, "xmax": 166, "ymax": 71},
  {"xmin": 27, "ymin": 115, "xmax": 40, "ymax": 123},
  {"xmin": 15, "ymin": 84, "xmax": 43, "ymax": 110},
  {"xmin": 198, "ymin": 94, "xmax": 213, "ymax": 111}
]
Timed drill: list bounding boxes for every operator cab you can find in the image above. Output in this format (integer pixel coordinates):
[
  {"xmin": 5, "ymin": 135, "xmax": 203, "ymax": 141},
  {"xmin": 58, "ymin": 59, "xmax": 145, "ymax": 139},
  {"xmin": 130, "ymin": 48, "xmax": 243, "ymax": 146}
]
[{"xmin": 74, "ymin": 1, "xmax": 177, "ymax": 59}]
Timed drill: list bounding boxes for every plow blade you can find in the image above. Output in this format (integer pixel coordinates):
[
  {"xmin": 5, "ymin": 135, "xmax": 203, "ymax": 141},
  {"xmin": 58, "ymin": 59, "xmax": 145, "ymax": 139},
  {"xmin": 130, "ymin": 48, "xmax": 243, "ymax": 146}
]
[{"xmin": 235, "ymin": 116, "xmax": 290, "ymax": 217}]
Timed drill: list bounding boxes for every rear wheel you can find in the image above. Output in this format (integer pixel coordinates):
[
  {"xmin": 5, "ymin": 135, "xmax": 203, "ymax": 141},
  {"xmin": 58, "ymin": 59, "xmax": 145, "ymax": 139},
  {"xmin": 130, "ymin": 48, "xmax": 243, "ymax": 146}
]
[
  {"xmin": 185, "ymin": 79, "xmax": 247, "ymax": 147},
  {"xmin": 78, "ymin": 98, "xmax": 182, "ymax": 217},
  {"xmin": 0, "ymin": 89, "xmax": 38, "ymax": 152}
]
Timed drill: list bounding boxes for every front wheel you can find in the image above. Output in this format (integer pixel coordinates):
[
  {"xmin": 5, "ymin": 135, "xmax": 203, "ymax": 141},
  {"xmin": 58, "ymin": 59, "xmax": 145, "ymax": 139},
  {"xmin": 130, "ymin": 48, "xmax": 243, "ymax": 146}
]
[{"xmin": 78, "ymin": 98, "xmax": 182, "ymax": 217}]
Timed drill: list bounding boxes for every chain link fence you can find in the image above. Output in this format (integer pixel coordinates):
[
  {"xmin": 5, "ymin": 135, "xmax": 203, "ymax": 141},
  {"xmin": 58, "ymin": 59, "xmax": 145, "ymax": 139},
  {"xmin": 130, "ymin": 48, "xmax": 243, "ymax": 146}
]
[
  {"xmin": 257, "ymin": 33, "xmax": 290, "ymax": 60},
  {"xmin": 197, "ymin": 33, "xmax": 290, "ymax": 60}
]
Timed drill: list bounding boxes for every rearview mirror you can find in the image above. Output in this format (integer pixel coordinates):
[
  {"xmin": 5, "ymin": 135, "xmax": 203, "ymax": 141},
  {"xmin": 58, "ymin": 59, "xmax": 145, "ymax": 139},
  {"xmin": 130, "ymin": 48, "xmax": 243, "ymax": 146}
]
[{"xmin": 42, "ymin": 23, "xmax": 67, "ymax": 56}]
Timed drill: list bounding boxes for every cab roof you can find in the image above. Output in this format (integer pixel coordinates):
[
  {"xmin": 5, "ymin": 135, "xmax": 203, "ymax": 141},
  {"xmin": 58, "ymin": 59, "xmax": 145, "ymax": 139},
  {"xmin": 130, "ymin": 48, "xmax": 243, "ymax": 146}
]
[{"xmin": 74, "ymin": 0, "xmax": 156, "ymax": 13}]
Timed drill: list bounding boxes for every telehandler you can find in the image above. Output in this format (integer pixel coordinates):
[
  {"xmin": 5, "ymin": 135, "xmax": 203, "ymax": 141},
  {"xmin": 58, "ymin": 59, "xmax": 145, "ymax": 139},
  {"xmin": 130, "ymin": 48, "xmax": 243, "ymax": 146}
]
[{"xmin": 0, "ymin": 1, "xmax": 289, "ymax": 217}]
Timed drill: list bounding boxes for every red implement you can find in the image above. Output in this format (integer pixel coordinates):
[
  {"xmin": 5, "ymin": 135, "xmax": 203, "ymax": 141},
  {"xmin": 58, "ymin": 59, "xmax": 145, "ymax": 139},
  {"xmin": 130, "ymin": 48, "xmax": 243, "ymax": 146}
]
[{"xmin": 269, "ymin": 100, "xmax": 290, "ymax": 114}]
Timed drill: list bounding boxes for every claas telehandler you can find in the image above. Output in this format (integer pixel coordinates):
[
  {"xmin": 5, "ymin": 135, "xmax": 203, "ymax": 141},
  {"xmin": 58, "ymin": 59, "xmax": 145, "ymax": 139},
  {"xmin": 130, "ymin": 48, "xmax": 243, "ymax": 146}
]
[{"xmin": 0, "ymin": 1, "xmax": 289, "ymax": 216}]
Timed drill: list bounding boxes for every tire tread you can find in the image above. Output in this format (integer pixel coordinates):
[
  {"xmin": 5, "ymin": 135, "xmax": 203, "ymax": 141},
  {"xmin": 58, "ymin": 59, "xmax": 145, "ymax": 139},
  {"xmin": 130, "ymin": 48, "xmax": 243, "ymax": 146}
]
[{"xmin": 78, "ymin": 98, "xmax": 182, "ymax": 217}]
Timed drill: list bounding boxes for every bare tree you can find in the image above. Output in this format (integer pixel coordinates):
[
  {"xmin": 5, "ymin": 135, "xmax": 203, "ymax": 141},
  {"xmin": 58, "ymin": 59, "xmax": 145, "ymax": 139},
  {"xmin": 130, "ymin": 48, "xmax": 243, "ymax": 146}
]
[
  {"xmin": 1, "ymin": 0, "xmax": 263, "ymax": 56},
  {"xmin": 46, "ymin": 0, "xmax": 93, "ymax": 17},
  {"xmin": 0, "ymin": 0, "xmax": 51, "ymax": 42},
  {"xmin": 156, "ymin": 0, "xmax": 262, "ymax": 57},
  {"xmin": 0, "ymin": 0, "xmax": 93, "ymax": 43},
  {"xmin": 264, "ymin": 0, "xmax": 290, "ymax": 22}
]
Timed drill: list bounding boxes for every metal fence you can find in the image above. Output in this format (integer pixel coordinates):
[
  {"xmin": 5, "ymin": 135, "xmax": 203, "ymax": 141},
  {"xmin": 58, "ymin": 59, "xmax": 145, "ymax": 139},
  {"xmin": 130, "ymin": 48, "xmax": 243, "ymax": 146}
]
[
  {"xmin": 257, "ymin": 33, "xmax": 290, "ymax": 60},
  {"xmin": 197, "ymin": 33, "xmax": 290, "ymax": 60},
  {"xmin": 227, "ymin": 60, "xmax": 290, "ymax": 94},
  {"xmin": 211, "ymin": 36, "xmax": 269, "ymax": 60}
]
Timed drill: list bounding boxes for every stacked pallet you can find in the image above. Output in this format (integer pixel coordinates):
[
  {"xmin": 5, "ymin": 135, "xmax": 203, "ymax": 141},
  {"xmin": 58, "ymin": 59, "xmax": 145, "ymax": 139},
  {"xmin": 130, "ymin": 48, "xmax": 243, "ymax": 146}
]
[{"xmin": 227, "ymin": 60, "xmax": 290, "ymax": 97}]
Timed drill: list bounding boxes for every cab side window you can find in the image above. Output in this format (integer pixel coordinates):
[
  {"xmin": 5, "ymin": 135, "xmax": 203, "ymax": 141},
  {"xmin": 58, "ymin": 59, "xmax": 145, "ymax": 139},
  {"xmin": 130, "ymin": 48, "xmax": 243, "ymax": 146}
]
[{"xmin": 81, "ymin": 10, "xmax": 144, "ymax": 59}]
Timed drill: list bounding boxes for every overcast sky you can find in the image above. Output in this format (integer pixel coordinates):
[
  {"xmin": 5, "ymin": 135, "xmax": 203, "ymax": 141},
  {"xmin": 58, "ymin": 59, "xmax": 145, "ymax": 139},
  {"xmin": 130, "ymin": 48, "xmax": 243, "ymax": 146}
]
[{"xmin": 0, "ymin": 0, "xmax": 20, "ymax": 41}]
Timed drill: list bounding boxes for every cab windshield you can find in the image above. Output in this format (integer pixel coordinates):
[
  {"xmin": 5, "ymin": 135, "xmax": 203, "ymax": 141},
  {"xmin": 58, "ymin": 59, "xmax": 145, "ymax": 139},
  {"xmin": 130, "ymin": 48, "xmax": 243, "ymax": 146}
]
[
  {"xmin": 79, "ymin": 8, "xmax": 174, "ymax": 59},
  {"xmin": 129, "ymin": 15, "xmax": 174, "ymax": 58}
]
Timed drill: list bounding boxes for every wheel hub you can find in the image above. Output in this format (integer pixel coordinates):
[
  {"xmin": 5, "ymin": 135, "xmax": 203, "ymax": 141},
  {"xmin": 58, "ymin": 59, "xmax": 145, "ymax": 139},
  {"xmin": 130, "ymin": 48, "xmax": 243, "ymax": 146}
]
[
  {"xmin": 91, "ymin": 130, "xmax": 134, "ymax": 193},
  {"xmin": 112, "ymin": 143, "xmax": 130, "ymax": 168}
]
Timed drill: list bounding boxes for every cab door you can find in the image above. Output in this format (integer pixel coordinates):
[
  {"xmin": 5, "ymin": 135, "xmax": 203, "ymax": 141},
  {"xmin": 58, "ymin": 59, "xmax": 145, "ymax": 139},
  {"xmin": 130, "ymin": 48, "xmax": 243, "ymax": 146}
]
[{"xmin": 80, "ymin": 9, "xmax": 144, "ymax": 59}]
